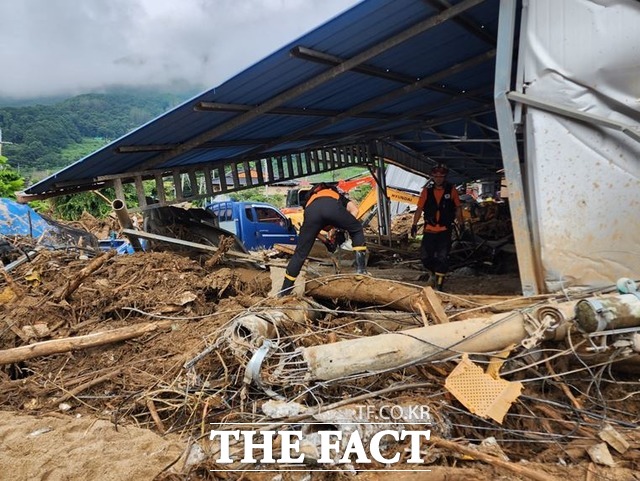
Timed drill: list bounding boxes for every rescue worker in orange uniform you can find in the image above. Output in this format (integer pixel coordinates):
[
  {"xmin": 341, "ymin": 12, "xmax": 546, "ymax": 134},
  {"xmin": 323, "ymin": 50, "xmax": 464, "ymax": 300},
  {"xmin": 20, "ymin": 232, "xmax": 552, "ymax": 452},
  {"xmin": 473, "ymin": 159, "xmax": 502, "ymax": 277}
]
[
  {"xmin": 279, "ymin": 183, "xmax": 367, "ymax": 296},
  {"xmin": 410, "ymin": 164, "xmax": 463, "ymax": 291}
]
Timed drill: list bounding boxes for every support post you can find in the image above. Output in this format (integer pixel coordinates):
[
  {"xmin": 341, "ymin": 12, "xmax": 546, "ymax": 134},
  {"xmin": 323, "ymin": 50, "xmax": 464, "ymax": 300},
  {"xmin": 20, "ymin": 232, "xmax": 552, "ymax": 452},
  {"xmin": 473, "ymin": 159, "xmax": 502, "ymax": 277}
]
[{"xmin": 494, "ymin": 0, "xmax": 540, "ymax": 295}]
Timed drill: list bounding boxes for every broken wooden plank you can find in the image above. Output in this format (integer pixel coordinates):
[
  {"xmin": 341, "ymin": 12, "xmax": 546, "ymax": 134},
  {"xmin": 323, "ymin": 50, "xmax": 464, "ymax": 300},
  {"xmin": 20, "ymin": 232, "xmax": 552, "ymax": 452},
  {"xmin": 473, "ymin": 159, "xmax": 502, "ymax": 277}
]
[
  {"xmin": 421, "ymin": 286, "xmax": 449, "ymax": 323},
  {"xmin": 598, "ymin": 423, "xmax": 630, "ymax": 454},
  {"xmin": 414, "ymin": 301, "xmax": 430, "ymax": 327},
  {"xmin": 587, "ymin": 442, "xmax": 616, "ymax": 467}
]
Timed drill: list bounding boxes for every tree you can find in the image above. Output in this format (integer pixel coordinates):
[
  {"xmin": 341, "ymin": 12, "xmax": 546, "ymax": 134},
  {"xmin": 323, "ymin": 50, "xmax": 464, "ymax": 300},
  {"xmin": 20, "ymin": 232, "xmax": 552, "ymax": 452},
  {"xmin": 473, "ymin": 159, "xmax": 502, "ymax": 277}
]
[
  {"xmin": 0, "ymin": 155, "xmax": 25, "ymax": 198},
  {"xmin": 51, "ymin": 184, "xmax": 145, "ymax": 221}
]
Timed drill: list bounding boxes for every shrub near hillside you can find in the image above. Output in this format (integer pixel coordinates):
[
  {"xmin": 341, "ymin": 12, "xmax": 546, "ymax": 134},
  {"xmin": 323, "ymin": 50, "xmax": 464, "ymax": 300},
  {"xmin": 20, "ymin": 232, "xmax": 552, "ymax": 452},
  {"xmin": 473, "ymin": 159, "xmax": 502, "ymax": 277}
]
[{"xmin": 0, "ymin": 155, "xmax": 24, "ymax": 198}]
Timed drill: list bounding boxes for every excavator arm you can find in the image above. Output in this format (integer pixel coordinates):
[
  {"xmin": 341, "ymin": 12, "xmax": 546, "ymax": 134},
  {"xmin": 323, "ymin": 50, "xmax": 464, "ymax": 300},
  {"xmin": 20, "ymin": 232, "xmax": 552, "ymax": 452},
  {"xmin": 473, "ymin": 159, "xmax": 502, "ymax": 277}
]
[
  {"xmin": 336, "ymin": 175, "xmax": 376, "ymax": 192},
  {"xmin": 356, "ymin": 186, "xmax": 420, "ymax": 219}
]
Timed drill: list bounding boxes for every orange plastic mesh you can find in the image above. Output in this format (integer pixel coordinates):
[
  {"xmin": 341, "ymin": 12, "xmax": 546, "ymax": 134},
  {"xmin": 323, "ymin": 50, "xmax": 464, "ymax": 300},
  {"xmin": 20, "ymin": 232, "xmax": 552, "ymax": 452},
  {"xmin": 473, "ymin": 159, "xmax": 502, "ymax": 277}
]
[{"xmin": 444, "ymin": 354, "xmax": 522, "ymax": 424}]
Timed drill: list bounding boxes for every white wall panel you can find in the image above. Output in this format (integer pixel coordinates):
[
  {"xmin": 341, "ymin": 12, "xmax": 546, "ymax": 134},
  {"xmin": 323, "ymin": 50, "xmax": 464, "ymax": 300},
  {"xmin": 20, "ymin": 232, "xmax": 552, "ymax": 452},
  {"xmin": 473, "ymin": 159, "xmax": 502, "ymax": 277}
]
[{"xmin": 522, "ymin": 0, "xmax": 640, "ymax": 290}]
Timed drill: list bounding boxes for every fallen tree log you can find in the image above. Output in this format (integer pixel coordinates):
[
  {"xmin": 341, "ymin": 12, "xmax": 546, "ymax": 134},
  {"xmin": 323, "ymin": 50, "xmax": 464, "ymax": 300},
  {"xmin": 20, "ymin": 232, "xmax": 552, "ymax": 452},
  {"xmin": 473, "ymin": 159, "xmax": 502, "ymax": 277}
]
[
  {"xmin": 0, "ymin": 321, "xmax": 172, "ymax": 366},
  {"xmin": 303, "ymin": 275, "xmax": 552, "ymax": 321},
  {"xmin": 305, "ymin": 275, "xmax": 425, "ymax": 313}
]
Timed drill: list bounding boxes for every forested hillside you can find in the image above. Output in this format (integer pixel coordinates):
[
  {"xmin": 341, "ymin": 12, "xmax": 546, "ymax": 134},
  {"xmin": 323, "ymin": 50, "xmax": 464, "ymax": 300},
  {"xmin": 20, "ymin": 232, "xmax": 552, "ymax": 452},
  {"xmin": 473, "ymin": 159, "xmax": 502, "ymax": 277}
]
[{"xmin": 0, "ymin": 88, "xmax": 197, "ymax": 181}]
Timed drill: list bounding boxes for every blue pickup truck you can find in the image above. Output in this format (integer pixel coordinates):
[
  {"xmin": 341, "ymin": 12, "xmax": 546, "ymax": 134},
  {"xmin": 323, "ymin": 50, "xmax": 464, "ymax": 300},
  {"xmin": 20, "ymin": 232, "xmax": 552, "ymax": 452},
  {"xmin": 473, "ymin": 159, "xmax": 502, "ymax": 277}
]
[{"xmin": 205, "ymin": 201, "xmax": 298, "ymax": 251}]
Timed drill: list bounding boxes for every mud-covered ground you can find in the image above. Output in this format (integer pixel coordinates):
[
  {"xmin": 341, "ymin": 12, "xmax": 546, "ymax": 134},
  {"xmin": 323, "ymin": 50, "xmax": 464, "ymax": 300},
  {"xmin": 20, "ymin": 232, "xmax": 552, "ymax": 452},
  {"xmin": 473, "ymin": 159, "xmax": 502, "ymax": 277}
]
[{"xmin": 0, "ymin": 218, "xmax": 638, "ymax": 481}]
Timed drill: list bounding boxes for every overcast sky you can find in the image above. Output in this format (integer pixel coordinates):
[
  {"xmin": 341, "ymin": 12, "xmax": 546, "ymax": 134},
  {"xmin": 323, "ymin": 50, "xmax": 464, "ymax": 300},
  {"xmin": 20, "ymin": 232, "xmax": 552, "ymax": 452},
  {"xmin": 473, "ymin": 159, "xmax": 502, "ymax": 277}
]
[{"xmin": 0, "ymin": 0, "xmax": 361, "ymax": 99}]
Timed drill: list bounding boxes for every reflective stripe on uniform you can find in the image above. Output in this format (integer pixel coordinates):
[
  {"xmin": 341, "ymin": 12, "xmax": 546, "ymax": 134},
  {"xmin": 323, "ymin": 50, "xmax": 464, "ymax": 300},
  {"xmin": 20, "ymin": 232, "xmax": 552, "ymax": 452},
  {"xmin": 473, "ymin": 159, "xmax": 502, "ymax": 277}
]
[{"xmin": 306, "ymin": 189, "xmax": 339, "ymax": 207}]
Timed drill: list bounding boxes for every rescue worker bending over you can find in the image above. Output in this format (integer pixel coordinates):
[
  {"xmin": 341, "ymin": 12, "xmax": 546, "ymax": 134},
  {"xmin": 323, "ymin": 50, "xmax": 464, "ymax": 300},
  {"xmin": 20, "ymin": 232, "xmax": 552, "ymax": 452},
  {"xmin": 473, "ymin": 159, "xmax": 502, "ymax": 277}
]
[
  {"xmin": 410, "ymin": 164, "xmax": 463, "ymax": 291},
  {"xmin": 279, "ymin": 183, "xmax": 367, "ymax": 296}
]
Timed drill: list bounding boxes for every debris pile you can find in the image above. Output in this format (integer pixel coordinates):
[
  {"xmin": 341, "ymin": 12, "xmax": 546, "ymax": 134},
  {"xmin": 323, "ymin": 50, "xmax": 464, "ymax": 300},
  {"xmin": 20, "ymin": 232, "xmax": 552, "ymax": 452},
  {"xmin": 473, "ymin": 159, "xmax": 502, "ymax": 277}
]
[{"xmin": 1, "ymin": 244, "xmax": 640, "ymax": 480}]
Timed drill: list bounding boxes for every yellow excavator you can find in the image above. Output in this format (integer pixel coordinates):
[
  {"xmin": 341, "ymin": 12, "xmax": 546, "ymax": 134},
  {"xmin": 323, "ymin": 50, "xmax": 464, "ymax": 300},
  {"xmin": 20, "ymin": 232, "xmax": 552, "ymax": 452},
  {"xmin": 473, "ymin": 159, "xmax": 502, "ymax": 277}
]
[{"xmin": 355, "ymin": 186, "xmax": 420, "ymax": 220}]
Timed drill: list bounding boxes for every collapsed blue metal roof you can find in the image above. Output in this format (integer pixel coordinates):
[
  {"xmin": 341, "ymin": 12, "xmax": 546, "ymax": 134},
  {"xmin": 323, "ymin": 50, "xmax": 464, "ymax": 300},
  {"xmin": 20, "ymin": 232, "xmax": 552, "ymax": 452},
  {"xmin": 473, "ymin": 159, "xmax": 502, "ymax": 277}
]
[
  {"xmin": 20, "ymin": 0, "xmax": 509, "ymax": 204},
  {"xmin": 0, "ymin": 198, "xmax": 51, "ymax": 237},
  {"xmin": 0, "ymin": 198, "xmax": 98, "ymax": 248}
]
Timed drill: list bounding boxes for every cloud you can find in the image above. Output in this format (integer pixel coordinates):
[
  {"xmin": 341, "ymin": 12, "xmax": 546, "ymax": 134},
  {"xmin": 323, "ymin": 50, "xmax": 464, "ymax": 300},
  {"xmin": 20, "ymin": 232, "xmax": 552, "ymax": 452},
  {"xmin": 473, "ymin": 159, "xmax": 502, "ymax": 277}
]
[{"xmin": 0, "ymin": 0, "xmax": 360, "ymax": 99}]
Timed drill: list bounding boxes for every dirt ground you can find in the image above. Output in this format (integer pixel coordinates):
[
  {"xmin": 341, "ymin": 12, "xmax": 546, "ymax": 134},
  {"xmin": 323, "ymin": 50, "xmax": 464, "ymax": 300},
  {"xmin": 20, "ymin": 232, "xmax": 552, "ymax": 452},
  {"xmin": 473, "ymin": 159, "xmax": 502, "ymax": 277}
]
[
  {"xmin": 1, "ymin": 217, "xmax": 639, "ymax": 481},
  {"xmin": 0, "ymin": 410, "xmax": 184, "ymax": 481}
]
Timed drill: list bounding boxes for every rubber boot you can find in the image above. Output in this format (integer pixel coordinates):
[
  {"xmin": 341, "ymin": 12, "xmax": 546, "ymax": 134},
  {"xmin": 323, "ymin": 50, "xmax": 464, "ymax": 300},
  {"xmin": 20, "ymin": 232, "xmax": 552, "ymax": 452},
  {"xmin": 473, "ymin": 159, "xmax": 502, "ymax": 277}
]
[
  {"xmin": 278, "ymin": 275, "xmax": 295, "ymax": 297},
  {"xmin": 435, "ymin": 272, "xmax": 446, "ymax": 291},
  {"xmin": 355, "ymin": 250, "xmax": 368, "ymax": 275},
  {"xmin": 421, "ymin": 272, "xmax": 435, "ymax": 286}
]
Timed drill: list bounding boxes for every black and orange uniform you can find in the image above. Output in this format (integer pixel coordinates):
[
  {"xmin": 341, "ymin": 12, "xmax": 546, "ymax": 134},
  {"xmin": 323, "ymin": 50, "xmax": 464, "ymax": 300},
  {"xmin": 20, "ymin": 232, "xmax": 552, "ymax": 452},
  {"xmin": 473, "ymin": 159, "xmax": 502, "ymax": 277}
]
[
  {"xmin": 280, "ymin": 184, "xmax": 366, "ymax": 296},
  {"xmin": 415, "ymin": 181, "xmax": 461, "ymax": 287}
]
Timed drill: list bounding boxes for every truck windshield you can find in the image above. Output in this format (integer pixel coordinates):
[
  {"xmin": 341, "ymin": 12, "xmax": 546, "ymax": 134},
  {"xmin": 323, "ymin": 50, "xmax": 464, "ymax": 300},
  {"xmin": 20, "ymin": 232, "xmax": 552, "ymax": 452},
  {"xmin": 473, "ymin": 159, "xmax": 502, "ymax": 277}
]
[{"xmin": 254, "ymin": 207, "xmax": 285, "ymax": 226}]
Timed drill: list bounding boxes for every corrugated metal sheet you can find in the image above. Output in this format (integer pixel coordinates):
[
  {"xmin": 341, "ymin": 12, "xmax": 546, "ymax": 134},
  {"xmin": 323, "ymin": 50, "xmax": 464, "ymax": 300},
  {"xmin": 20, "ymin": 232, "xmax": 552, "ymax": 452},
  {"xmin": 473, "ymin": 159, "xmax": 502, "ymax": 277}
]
[
  {"xmin": 21, "ymin": 0, "xmax": 504, "ymax": 200},
  {"xmin": 520, "ymin": 0, "xmax": 640, "ymax": 290}
]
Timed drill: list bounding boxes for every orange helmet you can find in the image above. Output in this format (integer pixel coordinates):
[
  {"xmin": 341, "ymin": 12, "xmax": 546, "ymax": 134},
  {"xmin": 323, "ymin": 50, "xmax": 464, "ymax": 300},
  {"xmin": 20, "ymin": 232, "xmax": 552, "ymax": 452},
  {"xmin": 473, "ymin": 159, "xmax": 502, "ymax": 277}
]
[{"xmin": 431, "ymin": 163, "xmax": 448, "ymax": 175}]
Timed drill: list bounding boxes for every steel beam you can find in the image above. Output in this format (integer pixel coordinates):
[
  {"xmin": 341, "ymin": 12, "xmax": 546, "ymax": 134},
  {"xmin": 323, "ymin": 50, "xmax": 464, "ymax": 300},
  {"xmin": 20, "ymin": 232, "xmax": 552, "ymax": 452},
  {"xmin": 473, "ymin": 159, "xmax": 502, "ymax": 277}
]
[
  {"xmin": 507, "ymin": 91, "xmax": 640, "ymax": 143},
  {"xmin": 494, "ymin": 0, "xmax": 540, "ymax": 296},
  {"xmin": 291, "ymin": 45, "xmax": 489, "ymax": 103},
  {"xmin": 237, "ymin": 49, "xmax": 496, "ymax": 162}
]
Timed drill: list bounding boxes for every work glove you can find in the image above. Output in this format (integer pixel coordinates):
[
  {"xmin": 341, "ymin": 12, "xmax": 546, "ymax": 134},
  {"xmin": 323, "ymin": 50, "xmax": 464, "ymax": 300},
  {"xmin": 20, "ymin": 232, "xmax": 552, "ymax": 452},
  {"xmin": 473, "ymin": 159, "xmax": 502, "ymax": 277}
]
[
  {"xmin": 322, "ymin": 228, "xmax": 341, "ymax": 253},
  {"xmin": 410, "ymin": 224, "xmax": 418, "ymax": 237},
  {"xmin": 325, "ymin": 239, "xmax": 337, "ymax": 253}
]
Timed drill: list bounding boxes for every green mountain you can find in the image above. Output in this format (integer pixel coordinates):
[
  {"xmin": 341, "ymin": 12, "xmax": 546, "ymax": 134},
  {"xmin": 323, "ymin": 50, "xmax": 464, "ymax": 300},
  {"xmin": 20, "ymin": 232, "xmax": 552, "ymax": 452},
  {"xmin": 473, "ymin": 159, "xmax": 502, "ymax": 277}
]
[
  {"xmin": 0, "ymin": 87, "xmax": 200, "ymax": 183},
  {"xmin": 0, "ymin": 95, "xmax": 70, "ymax": 108}
]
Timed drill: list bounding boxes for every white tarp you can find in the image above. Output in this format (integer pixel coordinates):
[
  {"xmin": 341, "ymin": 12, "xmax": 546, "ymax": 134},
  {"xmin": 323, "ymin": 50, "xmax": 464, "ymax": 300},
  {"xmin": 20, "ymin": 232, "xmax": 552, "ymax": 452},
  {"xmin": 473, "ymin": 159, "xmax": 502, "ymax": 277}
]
[
  {"xmin": 385, "ymin": 164, "xmax": 425, "ymax": 215},
  {"xmin": 521, "ymin": 0, "xmax": 640, "ymax": 291}
]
